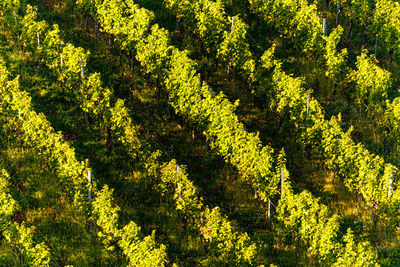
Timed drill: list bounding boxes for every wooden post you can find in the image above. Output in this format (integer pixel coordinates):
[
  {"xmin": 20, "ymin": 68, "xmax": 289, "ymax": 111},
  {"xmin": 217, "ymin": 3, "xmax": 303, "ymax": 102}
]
[
  {"xmin": 323, "ymin": 18, "xmax": 327, "ymax": 36},
  {"xmin": 348, "ymin": 20, "xmax": 353, "ymax": 39},
  {"xmin": 306, "ymin": 93, "xmax": 311, "ymax": 118},
  {"xmin": 95, "ymin": 21, "xmax": 99, "ymax": 41},
  {"xmin": 119, "ymin": 50, "xmax": 123, "ymax": 68},
  {"xmin": 177, "ymin": 183, "xmax": 182, "ymax": 198},
  {"xmin": 13, "ymin": 11, "xmax": 17, "ymax": 25},
  {"xmin": 372, "ymin": 201, "xmax": 377, "ymax": 226},
  {"xmin": 88, "ymin": 169, "xmax": 92, "ymax": 204},
  {"xmin": 336, "ymin": 1, "xmax": 340, "ymax": 26},
  {"xmin": 131, "ymin": 53, "xmax": 135, "ymax": 72},
  {"xmin": 37, "ymin": 32, "xmax": 40, "ymax": 46},
  {"xmin": 18, "ymin": 109, "xmax": 20, "ymax": 119},
  {"xmin": 108, "ymin": 33, "xmax": 113, "ymax": 52},
  {"xmin": 362, "ymin": 25, "xmax": 367, "ymax": 47},
  {"xmin": 231, "ymin": 16, "xmax": 235, "ymax": 33},
  {"xmin": 281, "ymin": 166, "xmax": 284, "ymax": 197},
  {"xmin": 84, "ymin": 14, "xmax": 88, "ymax": 30},
  {"xmin": 80, "ymin": 57, "xmax": 84, "ymax": 77},
  {"xmin": 267, "ymin": 198, "xmax": 271, "ymax": 221},
  {"xmin": 84, "ymin": 111, "xmax": 89, "ymax": 124},
  {"xmin": 388, "ymin": 173, "xmax": 393, "ymax": 198},
  {"xmin": 18, "ymin": 249, "xmax": 22, "ymax": 266},
  {"xmin": 176, "ymin": 165, "xmax": 182, "ymax": 197},
  {"xmin": 80, "ymin": 57, "xmax": 89, "ymax": 124}
]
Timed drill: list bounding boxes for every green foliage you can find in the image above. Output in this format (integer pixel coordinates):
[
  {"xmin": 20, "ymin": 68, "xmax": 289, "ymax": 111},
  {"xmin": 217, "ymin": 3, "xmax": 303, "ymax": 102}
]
[
  {"xmin": 217, "ymin": 16, "xmax": 256, "ymax": 82},
  {"xmin": 165, "ymin": 48, "xmax": 277, "ymax": 200},
  {"xmin": 259, "ymin": 44, "xmax": 276, "ymax": 71},
  {"xmin": 93, "ymin": 185, "xmax": 168, "ymax": 266},
  {"xmin": 201, "ymin": 207, "xmax": 257, "ymax": 264},
  {"xmin": 3, "ymin": 222, "xmax": 51, "ymax": 266},
  {"xmin": 42, "ymin": 25, "xmax": 65, "ymax": 70},
  {"xmin": 334, "ymin": 229, "xmax": 379, "ymax": 267},
  {"xmin": 20, "ymin": 5, "xmax": 48, "ymax": 51},
  {"xmin": 340, "ymin": 0, "xmax": 372, "ymax": 28},
  {"xmin": 3, "ymin": 0, "xmax": 399, "ymax": 265},
  {"xmin": 0, "ymin": 0, "xmax": 20, "ymax": 28},
  {"xmin": 323, "ymin": 26, "xmax": 348, "ymax": 80},
  {"xmin": 277, "ymin": 188, "xmax": 341, "ymax": 263},
  {"xmin": 92, "ymin": 185, "xmax": 120, "ymax": 251},
  {"xmin": 0, "ymin": 170, "xmax": 51, "ymax": 266},
  {"xmin": 109, "ymin": 99, "xmax": 141, "ymax": 157},
  {"xmin": 76, "ymin": 0, "xmax": 96, "ymax": 16},
  {"xmin": 165, "ymin": 0, "xmax": 227, "ymax": 51},
  {"xmin": 160, "ymin": 160, "xmax": 257, "ymax": 264},
  {"xmin": 384, "ymin": 97, "xmax": 400, "ymax": 160},
  {"xmin": 0, "ymin": 170, "xmax": 18, "ymax": 231},
  {"xmin": 91, "ymin": 0, "xmax": 280, "ymax": 204},
  {"xmin": 135, "ymin": 25, "xmax": 172, "ymax": 78},
  {"xmin": 78, "ymin": 72, "xmax": 111, "ymax": 116},
  {"xmin": 348, "ymin": 52, "xmax": 391, "ymax": 108},
  {"xmin": 160, "ymin": 161, "xmax": 203, "ymax": 225},
  {"xmin": 118, "ymin": 222, "xmax": 167, "ymax": 267},
  {"xmin": 307, "ymin": 115, "xmax": 396, "ymax": 204},
  {"xmin": 0, "ymin": 64, "xmax": 88, "ymax": 206},
  {"xmin": 270, "ymin": 61, "xmax": 309, "ymax": 124},
  {"xmin": 96, "ymin": 0, "xmax": 154, "ymax": 51},
  {"xmin": 260, "ymin": 55, "xmax": 323, "ymax": 128},
  {"xmin": 259, "ymin": 47, "xmax": 398, "ymax": 209},
  {"xmin": 277, "ymin": 167, "xmax": 379, "ymax": 265},
  {"xmin": 13, "ymin": 3, "xmax": 139, "ymax": 162},
  {"xmin": 373, "ymin": 0, "xmax": 400, "ymax": 60},
  {"xmin": 57, "ymin": 43, "xmax": 90, "ymax": 88},
  {"xmin": 248, "ymin": 0, "xmax": 322, "ymax": 52},
  {"xmin": 193, "ymin": 0, "xmax": 227, "ymax": 50},
  {"xmin": 165, "ymin": 0, "xmax": 255, "ymax": 81}
]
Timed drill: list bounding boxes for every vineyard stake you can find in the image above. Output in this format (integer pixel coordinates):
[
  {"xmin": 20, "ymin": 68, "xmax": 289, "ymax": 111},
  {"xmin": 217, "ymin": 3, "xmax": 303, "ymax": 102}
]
[
  {"xmin": 13, "ymin": 11, "xmax": 17, "ymax": 24},
  {"xmin": 336, "ymin": 1, "xmax": 340, "ymax": 26},
  {"xmin": 80, "ymin": 57, "xmax": 84, "ymax": 77},
  {"xmin": 281, "ymin": 166, "xmax": 284, "ymax": 197},
  {"xmin": 95, "ymin": 21, "xmax": 99, "ymax": 41},
  {"xmin": 388, "ymin": 173, "xmax": 393, "ymax": 198},
  {"xmin": 88, "ymin": 169, "xmax": 92, "ymax": 204}
]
